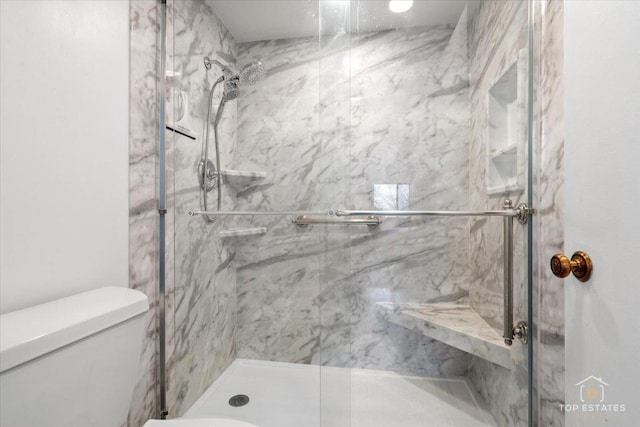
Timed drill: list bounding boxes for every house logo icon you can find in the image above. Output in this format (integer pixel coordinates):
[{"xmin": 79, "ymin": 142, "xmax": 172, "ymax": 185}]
[
  {"xmin": 575, "ymin": 376, "xmax": 608, "ymax": 403},
  {"xmin": 560, "ymin": 376, "xmax": 624, "ymax": 415}
]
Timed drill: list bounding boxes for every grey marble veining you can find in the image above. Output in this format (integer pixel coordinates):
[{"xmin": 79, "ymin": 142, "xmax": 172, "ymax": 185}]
[
  {"xmin": 468, "ymin": 0, "xmax": 528, "ymax": 333},
  {"xmin": 167, "ymin": 0, "xmax": 241, "ymax": 417},
  {"xmin": 233, "ymin": 11, "xmax": 472, "ymax": 378},
  {"xmin": 127, "ymin": 1, "xmax": 162, "ymax": 425},
  {"xmin": 469, "ymin": 356, "xmax": 528, "ymax": 427},
  {"xmin": 377, "ymin": 302, "xmax": 511, "ymax": 369},
  {"xmin": 467, "ymin": 1, "xmax": 530, "ymax": 426},
  {"xmin": 533, "ymin": 1, "xmax": 566, "ymax": 426},
  {"xmin": 126, "ymin": 1, "xmax": 565, "ymax": 425}
]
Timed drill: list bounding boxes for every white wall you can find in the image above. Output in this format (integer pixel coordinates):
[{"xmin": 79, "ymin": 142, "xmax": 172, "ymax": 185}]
[
  {"xmin": 0, "ymin": 0, "xmax": 129, "ymax": 313},
  {"xmin": 564, "ymin": 1, "xmax": 640, "ymax": 425}
]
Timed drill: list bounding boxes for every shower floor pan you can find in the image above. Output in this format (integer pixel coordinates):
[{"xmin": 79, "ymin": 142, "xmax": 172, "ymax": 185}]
[{"xmin": 185, "ymin": 359, "xmax": 496, "ymax": 427}]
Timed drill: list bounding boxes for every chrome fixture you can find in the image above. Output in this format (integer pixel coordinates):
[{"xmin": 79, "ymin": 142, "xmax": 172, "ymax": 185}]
[
  {"xmin": 204, "ymin": 56, "xmax": 232, "ymax": 74},
  {"xmin": 335, "ymin": 205, "xmax": 533, "ymax": 224},
  {"xmin": 550, "ymin": 251, "xmax": 593, "ymax": 282},
  {"xmin": 189, "ymin": 201, "xmax": 534, "ymax": 346},
  {"xmin": 189, "ymin": 204, "xmax": 532, "ymax": 221},
  {"xmin": 514, "ymin": 203, "xmax": 533, "ymax": 225},
  {"xmin": 293, "ymin": 215, "xmax": 381, "ymax": 229},
  {"xmin": 502, "ymin": 199, "xmax": 528, "ymax": 346},
  {"xmin": 512, "ymin": 321, "xmax": 528, "ymax": 344},
  {"xmin": 503, "ymin": 199, "xmax": 515, "ymax": 345},
  {"xmin": 197, "ymin": 158, "xmax": 217, "ymax": 192},
  {"xmin": 189, "ymin": 210, "xmax": 331, "ymax": 217},
  {"xmin": 200, "ymin": 58, "xmax": 266, "ymax": 222}
]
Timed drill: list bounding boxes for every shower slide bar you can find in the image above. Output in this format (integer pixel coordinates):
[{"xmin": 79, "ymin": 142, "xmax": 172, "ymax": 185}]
[{"xmin": 189, "ymin": 200, "xmax": 532, "ymax": 346}]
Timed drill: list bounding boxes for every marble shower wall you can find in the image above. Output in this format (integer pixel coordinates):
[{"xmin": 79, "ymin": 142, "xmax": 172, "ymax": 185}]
[
  {"xmin": 233, "ymin": 13, "xmax": 472, "ymax": 376},
  {"xmin": 168, "ymin": 0, "xmax": 240, "ymax": 417},
  {"xmin": 467, "ymin": 1, "xmax": 530, "ymax": 427},
  {"xmin": 533, "ymin": 1, "xmax": 565, "ymax": 426},
  {"xmin": 128, "ymin": 1, "xmax": 163, "ymax": 425},
  {"xmin": 128, "ymin": 0, "xmax": 242, "ymax": 421},
  {"xmin": 468, "ymin": 0, "xmax": 528, "ymax": 333},
  {"xmin": 127, "ymin": 2, "xmax": 564, "ymax": 425},
  {"xmin": 468, "ymin": 3, "xmax": 567, "ymax": 426}
]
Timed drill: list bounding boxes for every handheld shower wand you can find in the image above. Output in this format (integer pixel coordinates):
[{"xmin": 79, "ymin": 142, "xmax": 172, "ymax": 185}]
[{"xmin": 199, "ymin": 57, "xmax": 267, "ymax": 222}]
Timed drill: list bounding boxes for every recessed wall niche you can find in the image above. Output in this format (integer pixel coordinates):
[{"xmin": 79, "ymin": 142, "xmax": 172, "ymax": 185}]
[{"xmin": 487, "ymin": 49, "xmax": 527, "ymax": 195}]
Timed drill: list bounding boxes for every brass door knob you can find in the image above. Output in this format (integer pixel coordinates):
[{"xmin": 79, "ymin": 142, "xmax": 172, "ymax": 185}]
[{"xmin": 550, "ymin": 251, "xmax": 593, "ymax": 282}]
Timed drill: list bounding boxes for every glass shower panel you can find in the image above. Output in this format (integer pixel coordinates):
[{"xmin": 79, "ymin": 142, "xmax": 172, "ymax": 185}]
[
  {"xmin": 315, "ymin": 1, "xmax": 532, "ymax": 426},
  {"xmin": 168, "ymin": 0, "xmax": 241, "ymax": 416},
  {"xmin": 317, "ymin": 2, "xmax": 478, "ymax": 426},
  {"xmin": 317, "ymin": 1, "xmax": 354, "ymax": 426},
  {"xmin": 163, "ymin": 0, "xmax": 532, "ymax": 426}
]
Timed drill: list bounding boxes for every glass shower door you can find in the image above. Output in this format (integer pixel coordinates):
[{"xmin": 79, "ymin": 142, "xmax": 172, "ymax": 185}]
[
  {"xmin": 164, "ymin": 0, "xmax": 533, "ymax": 426},
  {"xmin": 315, "ymin": 1, "xmax": 532, "ymax": 426}
]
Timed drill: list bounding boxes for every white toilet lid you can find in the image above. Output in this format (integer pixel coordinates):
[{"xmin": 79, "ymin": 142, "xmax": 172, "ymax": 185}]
[{"xmin": 144, "ymin": 418, "xmax": 258, "ymax": 427}]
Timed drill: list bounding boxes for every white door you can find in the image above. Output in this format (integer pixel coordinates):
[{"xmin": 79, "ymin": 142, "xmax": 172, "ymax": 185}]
[{"xmin": 564, "ymin": 1, "xmax": 640, "ymax": 425}]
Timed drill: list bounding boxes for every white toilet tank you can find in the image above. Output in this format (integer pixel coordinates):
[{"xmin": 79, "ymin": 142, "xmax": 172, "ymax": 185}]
[{"xmin": 0, "ymin": 286, "xmax": 149, "ymax": 427}]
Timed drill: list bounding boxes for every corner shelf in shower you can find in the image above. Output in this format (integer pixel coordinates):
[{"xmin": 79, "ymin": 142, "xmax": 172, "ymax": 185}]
[
  {"xmin": 376, "ymin": 302, "xmax": 511, "ymax": 369},
  {"xmin": 220, "ymin": 170, "xmax": 267, "ymax": 192},
  {"xmin": 218, "ymin": 227, "xmax": 267, "ymax": 240}
]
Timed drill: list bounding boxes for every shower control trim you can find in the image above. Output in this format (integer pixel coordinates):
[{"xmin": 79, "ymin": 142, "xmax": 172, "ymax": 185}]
[{"xmin": 198, "ymin": 159, "xmax": 218, "ymax": 192}]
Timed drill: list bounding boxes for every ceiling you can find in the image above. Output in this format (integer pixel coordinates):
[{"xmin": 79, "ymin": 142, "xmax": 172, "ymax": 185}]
[{"xmin": 209, "ymin": 0, "xmax": 478, "ymax": 43}]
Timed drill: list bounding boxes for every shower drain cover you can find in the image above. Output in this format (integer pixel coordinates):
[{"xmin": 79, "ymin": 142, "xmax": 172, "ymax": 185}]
[{"xmin": 228, "ymin": 394, "xmax": 250, "ymax": 407}]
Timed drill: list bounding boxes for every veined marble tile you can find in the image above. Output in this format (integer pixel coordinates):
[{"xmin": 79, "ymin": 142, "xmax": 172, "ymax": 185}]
[
  {"xmin": 128, "ymin": 1, "xmax": 162, "ymax": 425},
  {"xmin": 533, "ymin": 1, "xmax": 566, "ymax": 426},
  {"xmin": 127, "ymin": 2, "xmax": 557, "ymax": 426},
  {"xmin": 377, "ymin": 302, "xmax": 511, "ymax": 369},
  {"xmin": 168, "ymin": 0, "xmax": 240, "ymax": 417},
  {"xmin": 467, "ymin": 1, "xmax": 530, "ymax": 426},
  {"xmin": 234, "ymin": 13, "xmax": 472, "ymax": 378}
]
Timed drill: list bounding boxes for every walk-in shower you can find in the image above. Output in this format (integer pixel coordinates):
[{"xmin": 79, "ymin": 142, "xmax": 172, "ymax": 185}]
[
  {"xmin": 199, "ymin": 57, "xmax": 266, "ymax": 222},
  {"xmin": 162, "ymin": 1, "xmax": 534, "ymax": 426}
]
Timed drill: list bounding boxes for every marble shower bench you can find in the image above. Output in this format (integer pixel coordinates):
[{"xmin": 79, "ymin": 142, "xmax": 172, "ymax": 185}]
[{"xmin": 376, "ymin": 302, "xmax": 511, "ymax": 369}]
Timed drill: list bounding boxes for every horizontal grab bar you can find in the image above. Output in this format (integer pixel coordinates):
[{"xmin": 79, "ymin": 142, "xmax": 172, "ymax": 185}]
[
  {"xmin": 189, "ymin": 210, "xmax": 329, "ymax": 216},
  {"xmin": 189, "ymin": 205, "xmax": 531, "ymax": 224},
  {"xmin": 189, "ymin": 201, "xmax": 531, "ymax": 347},
  {"xmin": 335, "ymin": 209, "xmax": 518, "ymax": 218},
  {"xmin": 293, "ymin": 215, "xmax": 381, "ymax": 228}
]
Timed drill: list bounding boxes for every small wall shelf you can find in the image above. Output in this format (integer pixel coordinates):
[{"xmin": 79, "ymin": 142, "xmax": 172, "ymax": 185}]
[
  {"xmin": 487, "ymin": 49, "xmax": 527, "ymax": 196},
  {"xmin": 218, "ymin": 227, "xmax": 267, "ymax": 239},
  {"xmin": 490, "ymin": 143, "xmax": 517, "ymax": 159},
  {"xmin": 377, "ymin": 302, "xmax": 511, "ymax": 369},
  {"xmin": 220, "ymin": 170, "xmax": 267, "ymax": 192}
]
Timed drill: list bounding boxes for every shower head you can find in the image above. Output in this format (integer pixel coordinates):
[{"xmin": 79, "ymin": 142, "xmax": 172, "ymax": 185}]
[
  {"xmin": 205, "ymin": 57, "xmax": 265, "ymax": 104},
  {"xmin": 223, "ymin": 79, "xmax": 240, "ymax": 101},
  {"xmin": 239, "ymin": 61, "xmax": 266, "ymax": 85},
  {"xmin": 205, "ymin": 56, "xmax": 265, "ymax": 86}
]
